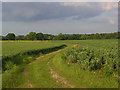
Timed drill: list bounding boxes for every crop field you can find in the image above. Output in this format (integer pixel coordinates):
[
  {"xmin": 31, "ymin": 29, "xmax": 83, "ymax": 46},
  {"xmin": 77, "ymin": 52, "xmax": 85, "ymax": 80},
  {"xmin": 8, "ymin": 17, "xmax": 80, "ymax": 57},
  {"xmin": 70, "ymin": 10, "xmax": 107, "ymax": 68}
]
[
  {"xmin": 64, "ymin": 39, "xmax": 118, "ymax": 73},
  {"xmin": 64, "ymin": 44, "xmax": 118, "ymax": 74},
  {"xmin": 2, "ymin": 41, "xmax": 63, "ymax": 57},
  {"xmin": 62, "ymin": 39, "xmax": 118, "ymax": 49},
  {"xmin": 2, "ymin": 39, "xmax": 119, "ymax": 88}
]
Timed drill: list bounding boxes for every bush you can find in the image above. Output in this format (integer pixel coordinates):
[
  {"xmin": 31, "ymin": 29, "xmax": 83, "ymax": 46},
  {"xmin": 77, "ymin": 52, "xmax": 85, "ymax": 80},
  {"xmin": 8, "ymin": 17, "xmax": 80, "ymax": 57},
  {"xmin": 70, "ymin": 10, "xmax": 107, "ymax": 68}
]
[
  {"xmin": 5, "ymin": 61, "xmax": 14, "ymax": 70},
  {"xmin": 22, "ymin": 56, "xmax": 34, "ymax": 64}
]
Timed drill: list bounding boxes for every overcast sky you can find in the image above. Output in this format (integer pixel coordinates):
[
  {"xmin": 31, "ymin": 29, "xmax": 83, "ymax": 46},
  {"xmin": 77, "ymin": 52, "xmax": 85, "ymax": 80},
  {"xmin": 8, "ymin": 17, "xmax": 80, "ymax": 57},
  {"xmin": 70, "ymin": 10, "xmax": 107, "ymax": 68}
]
[{"xmin": 2, "ymin": 2, "xmax": 118, "ymax": 35}]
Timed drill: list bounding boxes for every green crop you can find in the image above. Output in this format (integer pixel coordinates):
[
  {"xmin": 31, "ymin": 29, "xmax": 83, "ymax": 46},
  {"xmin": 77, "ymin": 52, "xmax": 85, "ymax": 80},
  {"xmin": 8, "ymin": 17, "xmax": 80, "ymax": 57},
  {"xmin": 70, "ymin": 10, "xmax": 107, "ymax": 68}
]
[
  {"xmin": 64, "ymin": 42, "xmax": 118, "ymax": 76},
  {"xmin": 2, "ymin": 41, "xmax": 63, "ymax": 57}
]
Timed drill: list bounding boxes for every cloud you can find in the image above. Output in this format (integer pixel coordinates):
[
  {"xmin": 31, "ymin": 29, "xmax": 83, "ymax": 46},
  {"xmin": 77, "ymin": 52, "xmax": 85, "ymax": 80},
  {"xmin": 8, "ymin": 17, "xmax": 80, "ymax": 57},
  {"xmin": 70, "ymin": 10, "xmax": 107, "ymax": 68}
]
[
  {"xmin": 2, "ymin": 0, "xmax": 119, "ymax": 2},
  {"xmin": 109, "ymin": 19, "xmax": 115, "ymax": 24},
  {"xmin": 60, "ymin": 2, "xmax": 118, "ymax": 10},
  {"xmin": 99, "ymin": 3, "xmax": 118, "ymax": 10},
  {"xmin": 2, "ymin": 2, "xmax": 117, "ymax": 22},
  {"xmin": 3, "ymin": 19, "xmax": 117, "ymax": 36},
  {"xmin": 2, "ymin": 2, "xmax": 118, "ymax": 35},
  {"xmin": 60, "ymin": 2, "xmax": 92, "ymax": 7}
]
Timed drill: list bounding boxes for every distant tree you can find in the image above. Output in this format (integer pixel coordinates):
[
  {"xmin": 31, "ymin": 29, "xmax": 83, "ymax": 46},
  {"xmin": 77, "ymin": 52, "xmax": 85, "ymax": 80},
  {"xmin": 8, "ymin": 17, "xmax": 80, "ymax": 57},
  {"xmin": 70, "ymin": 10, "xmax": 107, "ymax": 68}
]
[
  {"xmin": 16, "ymin": 35, "xmax": 25, "ymax": 40},
  {"xmin": 36, "ymin": 33, "xmax": 44, "ymax": 40},
  {"xmin": 80, "ymin": 34, "xmax": 87, "ymax": 40},
  {"xmin": 65, "ymin": 35, "xmax": 70, "ymax": 40},
  {"xmin": 25, "ymin": 32, "xmax": 36, "ymax": 40},
  {"xmin": 43, "ymin": 34, "xmax": 49, "ymax": 40},
  {"xmin": 2, "ymin": 32, "xmax": 119, "ymax": 40},
  {"xmin": 94, "ymin": 33, "xmax": 101, "ymax": 39},
  {"xmin": 48, "ymin": 35, "xmax": 54, "ymax": 40},
  {"xmin": 117, "ymin": 32, "xmax": 120, "ymax": 39},
  {"xmin": 100, "ymin": 33, "xmax": 106, "ymax": 39},
  {"xmin": 88, "ymin": 34, "xmax": 94, "ymax": 39},
  {"xmin": 113, "ymin": 32, "xmax": 118, "ymax": 39},
  {"xmin": 0, "ymin": 36, "xmax": 2, "ymax": 40},
  {"xmin": 56, "ymin": 33, "xmax": 65, "ymax": 40},
  {"xmin": 2, "ymin": 36, "xmax": 6, "ymax": 40},
  {"xmin": 53, "ymin": 35, "xmax": 58, "ymax": 40},
  {"xmin": 71, "ymin": 34, "xmax": 80, "ymax": 40},
  {"xmin": 104, "ymin": 33, "xmax": 112, "ymax": 39},
  {"xmin": 6, "ymin": 33, "xmax": 15, "ymax": 40}
]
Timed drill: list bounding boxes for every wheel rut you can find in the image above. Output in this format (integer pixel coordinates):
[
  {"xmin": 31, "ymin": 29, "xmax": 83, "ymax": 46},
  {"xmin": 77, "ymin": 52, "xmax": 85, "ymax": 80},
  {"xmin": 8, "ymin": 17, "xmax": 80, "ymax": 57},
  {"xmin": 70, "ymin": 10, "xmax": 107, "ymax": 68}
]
[
  {"xmin": 23, "ymin": 45, "xmax": 75, "ymax": 88},
  {"xmin": 47, "ymin": 61, "xmax": 75, "ymax": 88}
]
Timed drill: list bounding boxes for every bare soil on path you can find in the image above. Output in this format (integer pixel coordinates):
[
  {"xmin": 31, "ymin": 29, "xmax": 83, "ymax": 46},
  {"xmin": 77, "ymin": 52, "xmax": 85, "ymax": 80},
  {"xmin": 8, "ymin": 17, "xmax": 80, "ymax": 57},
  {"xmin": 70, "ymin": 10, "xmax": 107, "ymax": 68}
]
[
  {"xmin": 22, "ymin": 44, "xmax": 77, "ymax": 88},
  {"xmin": 47, "ymin": 61, "xmax": 75, "ymax": 88}
]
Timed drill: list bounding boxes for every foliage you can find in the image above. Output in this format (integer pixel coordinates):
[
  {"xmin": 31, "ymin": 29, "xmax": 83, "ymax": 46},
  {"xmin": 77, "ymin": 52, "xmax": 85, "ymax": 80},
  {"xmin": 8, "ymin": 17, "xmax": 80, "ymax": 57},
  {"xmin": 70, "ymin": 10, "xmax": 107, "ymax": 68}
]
[
  {"xmin": 25, "ymin": 32, "xmax": 36, "ymax": 40},
  {"xmin": 6, "ymin": 33, "xmax": 15, "ymax": 40},
  {"xmin": 2, "ymin": 32, "xmax": 119, "ymax": 40},
  {"xmin": 54, "ymin": 33, "xmax": 65, "ymax": 40},
  {"xmin": 50, "ymin": 48, "xmax": 118, "ymax": 88},
  {"xmin": 15, "ymin": 35, "xmax": 25, "ymax": 40},
  {"xmin": 2, "ymin": 40, "xmax": 118, "ymax": 88},
  {"xmin": 5, "ymin": 61, "xmax": 14, "ymax": 70},
  {"xmin": 2, "ymin": 41, "xmax": 66, "ymax": 71},
  {"xmin": 36, "ymin": 33, "xmax": 44, "ymax": 40},
  {"xmin": 64, "ymin": 46, "xmax": 118, "ymax": 75}
]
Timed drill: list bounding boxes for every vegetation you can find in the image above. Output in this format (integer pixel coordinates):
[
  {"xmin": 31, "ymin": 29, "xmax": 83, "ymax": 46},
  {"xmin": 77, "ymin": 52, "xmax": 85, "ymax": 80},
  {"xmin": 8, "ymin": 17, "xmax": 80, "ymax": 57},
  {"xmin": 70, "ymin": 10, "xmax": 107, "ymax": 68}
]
[
  {"xmin": 2, "ymin": 41, "xmax": 63, "ymax": 57},
  {"xmin": 64, "ymin": 46, "xmax": 118, "ymax": 75},
  {"xmin": 62, "ymin": 40, "xmax": 118, "ymax": 76},
  {"xmin": 49, "ymin": 49, "xmax": 118, "ymax": 88},
  {"xmin": 2, "ymin": 39, "xmax": 118, "ymax": 88},
  {"xmin": 2, "ymin": 32, "xmax": 119, "ymax": 40},
  {"xmin": 5, "ymin": 33, "xmax": 16, "ymax": 40},
  {"xmin": 2, "ymin": 41, "xmax": 65, "ymax": 71}
]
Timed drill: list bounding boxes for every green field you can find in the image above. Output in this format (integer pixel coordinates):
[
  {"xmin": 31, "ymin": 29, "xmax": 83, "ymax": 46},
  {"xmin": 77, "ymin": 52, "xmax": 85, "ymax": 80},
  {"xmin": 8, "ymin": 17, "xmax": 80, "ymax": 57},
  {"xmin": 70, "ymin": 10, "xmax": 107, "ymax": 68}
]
[
  {"xmin": 2, "ymin": 39, "xmax": 118, "ymax": 88},
  {"xmin": 3, "ymin": 40, "xmax": 118, "ymax": 56},
  {"xmin": 2, "ymin": 41, "xmax": 63, "ymax": 57}
]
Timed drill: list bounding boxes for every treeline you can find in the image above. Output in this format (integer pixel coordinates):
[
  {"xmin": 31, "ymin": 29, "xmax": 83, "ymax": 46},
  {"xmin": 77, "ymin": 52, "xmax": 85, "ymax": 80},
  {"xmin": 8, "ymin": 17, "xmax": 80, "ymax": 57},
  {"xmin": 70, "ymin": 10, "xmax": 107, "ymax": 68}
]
[{"xmin": 1, "ymin": 32, "xmax": 119, "ymax": 40}]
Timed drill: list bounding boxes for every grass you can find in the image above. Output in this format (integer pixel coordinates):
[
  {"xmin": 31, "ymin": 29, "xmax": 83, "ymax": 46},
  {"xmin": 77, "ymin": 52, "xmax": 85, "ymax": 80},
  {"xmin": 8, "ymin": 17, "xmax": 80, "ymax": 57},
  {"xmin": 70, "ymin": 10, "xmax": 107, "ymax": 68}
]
[
  {"xmin": 2, "ymin": 39, "xmax": 119, "ymax": 88},
  {"xmin": 2, "ymin": 47, "xmax": 66, "ymax": 88},
  {"xmin": 20, "ymin": 53, "xmax": 61, "ymax": 88},
  {"xmin": 2, "ymin": 40, "xmax": 63, "ymax": 57},
  {"xmin": 49, "ymin": 47, "xmax": 118, "ymax": 88},
  {"xmin": 61, "ymin": 39, "xmax": 118, "ymax": 49},
  {"xmin": 2, "ymin": 39, "xmax": 118, "ymax": 57},
  {"xmin": 3, "ymin": 44, "xmax": 117, "ymax": 88},
  {"xmin": 2, "ymin": 40, "xmax": 66, "ymax": 71}
]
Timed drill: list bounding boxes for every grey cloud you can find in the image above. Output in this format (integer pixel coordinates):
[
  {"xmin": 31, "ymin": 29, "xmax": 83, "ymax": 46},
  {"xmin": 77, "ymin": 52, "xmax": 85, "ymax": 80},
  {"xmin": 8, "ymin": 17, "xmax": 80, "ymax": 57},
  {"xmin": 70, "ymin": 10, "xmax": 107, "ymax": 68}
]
[{"xmin": 2, "ymin": 2, "xmax": 109, "ymax": 22}]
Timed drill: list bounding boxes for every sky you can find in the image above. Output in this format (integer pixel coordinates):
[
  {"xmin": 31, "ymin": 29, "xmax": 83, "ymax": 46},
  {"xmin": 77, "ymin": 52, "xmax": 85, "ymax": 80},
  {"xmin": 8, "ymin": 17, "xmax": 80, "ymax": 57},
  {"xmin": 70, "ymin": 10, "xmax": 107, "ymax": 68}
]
[{"xmin": 2, "ymin": 2, "xmax": 118, "ymax": 36}]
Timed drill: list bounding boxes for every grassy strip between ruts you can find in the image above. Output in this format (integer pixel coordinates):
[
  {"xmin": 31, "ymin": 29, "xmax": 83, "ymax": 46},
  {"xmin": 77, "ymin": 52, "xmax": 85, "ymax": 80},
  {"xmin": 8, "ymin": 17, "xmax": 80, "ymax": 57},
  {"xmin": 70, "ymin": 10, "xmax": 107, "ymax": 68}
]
[
  {"xmin": 17, "ymin": 45, "xmax": 73, "ymax": 88},
  {"xmin": 18, "ymin": 50, "xmax": 66, "ymax": 88},
  {"xmin": 49, "ymin": 47, "xmax": 118, "ymax": 88}
]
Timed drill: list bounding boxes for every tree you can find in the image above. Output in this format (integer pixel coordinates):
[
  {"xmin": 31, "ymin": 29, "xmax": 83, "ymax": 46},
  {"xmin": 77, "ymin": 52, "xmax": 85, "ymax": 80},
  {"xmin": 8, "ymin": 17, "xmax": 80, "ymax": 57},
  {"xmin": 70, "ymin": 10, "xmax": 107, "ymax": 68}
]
[
  {"xmin": 88, "ymin": 34, "xmax": 94, "ymax": 39},
  {"xmin": 43, "ymin": 34, "xmax": 49, "ymax": 40},
  {"xmin": 6, "ymin": 33, "xmax": 15, "ymax": 40},
  {"xmin": 0, "ymin": 36, "xmax": 1, "ymax": 39},
  {"xmin": 25, "ymin": 32, "xmax": 36, "ymax": 40},
  {"xmin": 16, "ymin": 35, "xmax": 25, "ymax": 40},
  {"xmin": 94, "ymin": 33, "xmax": 101, "ymax": 39},
  {"xmin": 80, "ymin": 34, "xmax": 87, "ymax": 40},
  {"xmin": 64, "ymin": 34, "xmax": 70, "ymax": 40},
  {"xmin": 48, "ymin": 35, "xmax": 54, "ymax": 40},
  {"xmin": 2, "ymin": 36, "xmax": 7, "ymax": 40},
  {"xmin": 36, "ymin": 33, "xmax": 44, "ymax": 40},
  {"xmin": 56, "ymin": 33, "xmax": 65, "ymax": 40},
  {"xmin": 70, "ymin": 34, "xmax": 80, "ymax": 40}
]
